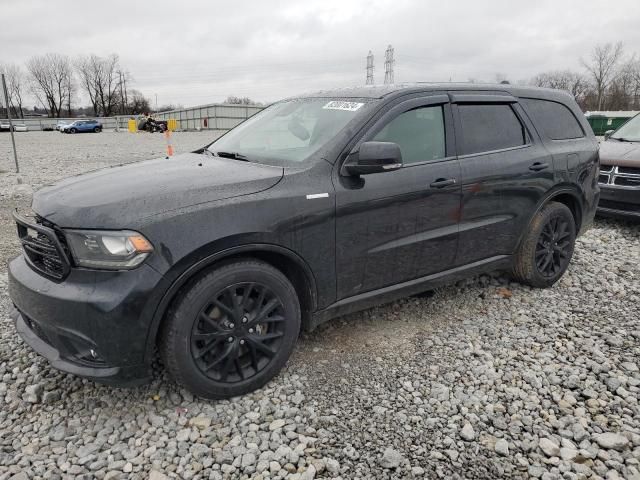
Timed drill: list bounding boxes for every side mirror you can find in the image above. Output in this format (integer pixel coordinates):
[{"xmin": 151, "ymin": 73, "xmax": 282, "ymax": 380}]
[
  {"xmin": 604, "ymin": 130, "xmax": 614, "ymax": 140},
  {"xmin": 344, "ymin": 141, "xmax": 403, "ymax": 176}
]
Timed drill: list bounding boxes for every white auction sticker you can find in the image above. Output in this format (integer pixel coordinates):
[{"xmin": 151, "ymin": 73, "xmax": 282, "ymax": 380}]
[{"xmin": 322, "ymin": 101, "xmax": 364, "ymax": 112}]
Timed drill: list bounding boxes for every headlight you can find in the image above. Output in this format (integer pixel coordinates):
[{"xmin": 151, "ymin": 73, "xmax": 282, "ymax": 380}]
[{"xmin": 64, "ymin": 230, "xmax": 153, "ymax": 270}]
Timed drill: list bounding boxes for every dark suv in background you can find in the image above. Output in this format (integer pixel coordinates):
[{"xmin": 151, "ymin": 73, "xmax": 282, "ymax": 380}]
[{"xmin": 9, "ymin": 84, "xmax": 599, "ymax": 399}]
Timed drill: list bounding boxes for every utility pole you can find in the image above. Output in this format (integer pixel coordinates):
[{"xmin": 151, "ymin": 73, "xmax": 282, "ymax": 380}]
[
  {"xmin": 118, "ymin": 71, "xmax": 125, "ymax": 114},
  {"xmin": 384, "ymin": 45, "xmax": 395, "ymax": 85},
  {"xmin": 1, "ymin": 73, "xmax": 20, "ymax": 173},
  {"xmin": 366, "ymin": 51, "xmax": 374, "ymax": 85},
  {"xmin": 155, "ymin": 93, "xmax": 158, "ymax": 113}
]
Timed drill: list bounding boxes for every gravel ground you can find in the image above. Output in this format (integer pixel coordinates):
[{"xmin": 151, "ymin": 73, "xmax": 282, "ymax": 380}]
[{"xmin": 0, "ymin": 132, "xmax": 639, "ymax": 480}]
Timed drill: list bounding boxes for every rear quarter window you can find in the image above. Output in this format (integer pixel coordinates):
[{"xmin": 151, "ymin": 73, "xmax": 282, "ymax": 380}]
[
  {"xmin": 521, "ymin": 98, "xmax": 584, "ymax": 140},
  {"xmin": 457, "ymin": 104, "xmax": 527, "ymax": 155}
]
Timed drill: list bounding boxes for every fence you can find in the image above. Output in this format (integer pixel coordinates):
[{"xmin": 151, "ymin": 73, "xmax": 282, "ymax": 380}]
[
  {"xmin": 154, "ymin": 103, "xmax": 263, "ymax": 132},
  {"xmin": 1, "ymin": 103, "xmax": 264, "ymax": 132}
]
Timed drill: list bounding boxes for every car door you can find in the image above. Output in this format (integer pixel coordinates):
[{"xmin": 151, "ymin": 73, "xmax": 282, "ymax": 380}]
[
  {"xmin": 450, "ymin": 93, "xmax": 555, "ymax": 265},
  {"xmin": 334, "ymin": 95, "xmax": 462, "ymax": 299}
]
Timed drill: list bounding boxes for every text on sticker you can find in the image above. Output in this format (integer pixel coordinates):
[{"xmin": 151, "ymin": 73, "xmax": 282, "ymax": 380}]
[{"xmin": 322, "ymin": 101, "xmax": 364, "ymax": 112}]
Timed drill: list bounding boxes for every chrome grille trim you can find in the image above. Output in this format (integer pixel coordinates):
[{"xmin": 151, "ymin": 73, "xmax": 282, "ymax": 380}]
[{"xmin": 598, "ymin": 165, "xmax": 640, "ymax": 188}]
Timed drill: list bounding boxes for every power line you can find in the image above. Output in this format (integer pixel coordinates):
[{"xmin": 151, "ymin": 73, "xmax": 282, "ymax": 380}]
[
  {"xmin": 384, "ymin": 45, "xmax": 395, "ymax": 84},
  {"xmin": 366, "ymin": 50, "xmax": 374, "ymax": 85}
]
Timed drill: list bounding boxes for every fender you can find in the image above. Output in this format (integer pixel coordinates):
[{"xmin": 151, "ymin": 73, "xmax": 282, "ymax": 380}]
[
  {"xmin": 143, "ymin": 242, "xmax": 318, "ymax": 363},
  {"xmin": 513, "ymin": 184, "xmax": 584, "ymax": 252}
]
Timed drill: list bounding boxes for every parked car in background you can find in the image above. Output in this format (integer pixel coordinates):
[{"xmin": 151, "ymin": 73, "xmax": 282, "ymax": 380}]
[
  {"xmin": 0, "ymin": 121, "xmax": 11, "ymax": 132},
  {"xmin": 61, "ymin": 119, "xmax": 102, "ymax": 133},
  {"xmin": 55, "ymin": 120, "xmax": 70, "ymax": 131},
  {"xmin": 598, "ymin": 113, "xmax": 640, "ymax": 219},
  {"xmin": 9, "ymin": 84, "xmax": 599, "ymax": 399},
  {"xmin": 12, "ymin": 124, "xmax": 28, "ymax": 132}
]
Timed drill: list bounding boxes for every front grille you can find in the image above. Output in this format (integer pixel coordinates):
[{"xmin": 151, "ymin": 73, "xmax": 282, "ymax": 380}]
[
  {"xmin": 598, "ymin": 165, "xmax": 640, "ymax": 188},
  {"xmin": 618, "ymin": 166, "xmax": 640, "ymax": 175},
  {"xmin": 14, "ymin": 212, "xmax": 71, "ymax": 281},
  {"xmin": 615, "ymin": 177, "xmax": 640, "ymax": 187}
]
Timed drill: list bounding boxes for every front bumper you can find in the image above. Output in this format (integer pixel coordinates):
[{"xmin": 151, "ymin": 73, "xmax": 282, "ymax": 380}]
[
  {"xmin": 8, "ymin": 254, "xmax": 167, "ymax": 386},
  {"xmin": 597, "ymin": 185, "xmax": 640, "ymax": 219}
]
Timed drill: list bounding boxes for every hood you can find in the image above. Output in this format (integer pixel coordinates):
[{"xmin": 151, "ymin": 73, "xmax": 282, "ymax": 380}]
[
  {"xmin": 33, "ymin": 153, "xmax": 283, "ymax": 228},
  {"xmin": 600, "ymin": 140, "xmax": 640, "ymax": 167}
]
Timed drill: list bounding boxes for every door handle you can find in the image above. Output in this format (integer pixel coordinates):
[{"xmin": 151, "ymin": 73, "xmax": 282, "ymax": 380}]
[
  {"xmin": 529, "ymin": 162, "xmax": 549, "ymax": 171},
  {"xmin": 429, "ymin": 178, "xmax": 457, "ymax": 188}
]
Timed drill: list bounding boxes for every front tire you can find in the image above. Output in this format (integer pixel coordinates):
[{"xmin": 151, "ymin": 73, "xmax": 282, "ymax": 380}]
[
  {"xmin": 70, "ymin": 128, "xmax": 77, "ymax": 134},
  {"xmin": 160, "ymin": 260, "xmax": 301, "ymax": 399},
  {"xmin": 512, "ymin": 201, "xmax": 576, "ymax": 288},
  {"xmin": 94, "ymin": 127, "xmax": 101, "ymax": 133}
]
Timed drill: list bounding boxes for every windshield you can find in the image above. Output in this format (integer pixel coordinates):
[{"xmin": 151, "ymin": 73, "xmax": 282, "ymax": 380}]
[
  {"xmin": 610, "ymin": 114, "xmax": 640, "ymax": 141},
  {"xmin": 206, "ymin": 98, "xmax": 377, "ymax": 165}
]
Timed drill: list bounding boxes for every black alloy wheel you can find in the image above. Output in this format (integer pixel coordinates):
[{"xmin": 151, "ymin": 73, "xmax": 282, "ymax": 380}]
[
  {"xmin": 160, "ymin": 260, "xmax": 300, "ymax": 399},
  {"xmin": 512, "ymin": 201, "xmax": 576, "ymax": 288},
  {"xmin": 190, "ymin": 282, "xmax": 286, "ymax": 383},
  {"xmin": 535, "ymin": 215, "xmax": 572, "ymax": 278}
]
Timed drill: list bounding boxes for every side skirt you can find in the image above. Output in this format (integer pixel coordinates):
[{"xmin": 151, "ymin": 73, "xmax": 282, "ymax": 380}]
[{"xmin": 307, "ymin": 255, "xmax": 512, "ymax": 331}]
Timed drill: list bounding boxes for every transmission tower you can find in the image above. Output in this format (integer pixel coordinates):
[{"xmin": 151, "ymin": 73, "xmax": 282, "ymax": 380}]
[
  {"xmin": 366, "ymin": 51, "xmax": 374, "ymax": 85},
  {"xmin": 384, "ymin": 45, "xmax": 395, "ymax": 84}
]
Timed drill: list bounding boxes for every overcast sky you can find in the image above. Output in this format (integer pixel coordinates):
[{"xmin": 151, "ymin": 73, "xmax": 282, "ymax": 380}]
[{"xmin": 2, "ymin": 0, "xmax": 640, "ymax": 108}]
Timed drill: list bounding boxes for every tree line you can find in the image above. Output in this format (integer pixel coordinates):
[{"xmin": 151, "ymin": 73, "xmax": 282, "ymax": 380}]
[
  {"xmin": 0, "ymin": 53, "xmax": 152, "ymax": 119},
  {"xmin": 2, "ymin": 43, "xmax": 639, "ymax": 119},
  {"xmin": 531, "ymin": 42, "xmax": 639, "ymax": 112}
]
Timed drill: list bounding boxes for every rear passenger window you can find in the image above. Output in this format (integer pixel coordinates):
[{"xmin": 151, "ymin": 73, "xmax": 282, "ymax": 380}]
[
  {"xmin": 521, "ymin": 98, "xmax": 584, "ymax": 140},
  {"xmin": 457, "ymin": 104, "xmax": 527, "ymax": 155},
  {"xmin": 373, "ymin": 105, "xmax": 446, "ymax": 164}
]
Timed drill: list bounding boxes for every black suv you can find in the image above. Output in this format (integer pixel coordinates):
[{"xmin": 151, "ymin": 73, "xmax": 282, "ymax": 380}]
[{"xmin": 8, "ymin": 84, "xmax": 599, "ymax": 399}]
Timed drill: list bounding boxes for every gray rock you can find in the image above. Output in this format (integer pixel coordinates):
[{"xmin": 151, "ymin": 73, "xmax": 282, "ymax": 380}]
[
  {"xmin": 594, "ymin": 433, "xmax": 629, "ymax": 451},
  {"xmin": 269, "ymin": 419, "xmax": 286, "ymax": 431},
  {"xmin": 539, "ymin": 438, "xmax": 560, "ymax": 457},
  {"xmin": 22, "ymin": 384, "xmax": 43, "ymax": 403},
  {"xmin": 460, "ymin": 422, "xmax": 476, "ymax": 441},
  {"xmin": 495, "ymin": 439, "xmax": 509, "ymax": 456},
  {"xmin": 379, "ymin": 447, "xmax": 404, "ymax": 468}
]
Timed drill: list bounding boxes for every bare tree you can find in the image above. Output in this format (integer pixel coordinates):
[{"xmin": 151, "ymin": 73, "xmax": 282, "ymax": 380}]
[
  {"xmin": 531, "ymin": 70, "xmax": 589, "ymax": 103},
  {"xmin": 581, "ymin": 42, "xmax": 624, "ymax": 110},
  {"xmin": 127, "ymin": 89, "xmax": 151, "ymax": 115},
  {"xmin": 0, "ymin": 63, "xmax": 26, "ymax": 118},
  {"xmin": 27, "ymin": 53, "xmax": 73, "ymax": 118},
  {"xmin": 76, "ymin": 55, "xmax": 100, "ymax": 115},
  {"xmin": 75, "ymin": 54, "xmax": 122, "ymax": 116},
  {"xmin": 225, "ymin": 95, "xmax": 261, "ymax": 106},
  {"xmin": 611, "ymin": 56, "xmax": 640, "ymax": 110}
]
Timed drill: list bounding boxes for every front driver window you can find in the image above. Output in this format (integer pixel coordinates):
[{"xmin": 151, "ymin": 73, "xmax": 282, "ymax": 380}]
[{"xmin": 373, "ymin": 105, "xmax": 446, "ymax": 164}]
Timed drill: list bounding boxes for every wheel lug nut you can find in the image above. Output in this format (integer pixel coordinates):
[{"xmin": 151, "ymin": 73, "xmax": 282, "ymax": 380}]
[
  {"xmin": 248, "ymin": 328, "xmax": 254, "ymax": 333},
  {"xmin": 240, "ymin": 339, "xmax": 245, "ymax": 345},
  {"xmin": 242, "ymin": 316, "xmax": 248, "ymax": 323},
  {"xmin": 229, "ymin": 323, "xmax": 235, "ymax": 328},
  {"xmin": 227, "ymin": 337, "xmax": 234, "ymax": 342}
]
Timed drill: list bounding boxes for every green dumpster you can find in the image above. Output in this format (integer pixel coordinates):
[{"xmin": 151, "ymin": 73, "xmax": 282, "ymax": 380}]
[{"xmin": 585, "ymin": 111, "xmax": 638, "ymax": 136}]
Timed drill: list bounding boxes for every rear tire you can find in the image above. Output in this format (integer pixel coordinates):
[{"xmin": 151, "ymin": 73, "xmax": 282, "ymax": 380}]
[
  {"xmin": 94, "ymin": 127, "xmax": 101, "ymax": 133},
  {"xmin": 160, "ymin": 260, "xmax": 301, "ymax": 399},
  {"xmin": 512, "ymin": 201, "xmax": 576, "ymax": 288}
]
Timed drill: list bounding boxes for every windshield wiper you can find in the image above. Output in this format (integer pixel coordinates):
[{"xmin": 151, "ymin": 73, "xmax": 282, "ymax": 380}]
[
  {"xmin": 612, "ymin": 137, "xmax": 633, "ymax": 142},
  {"xmin": 214, "ymin": 151, "xmax": 250, "ymax": 162}
]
